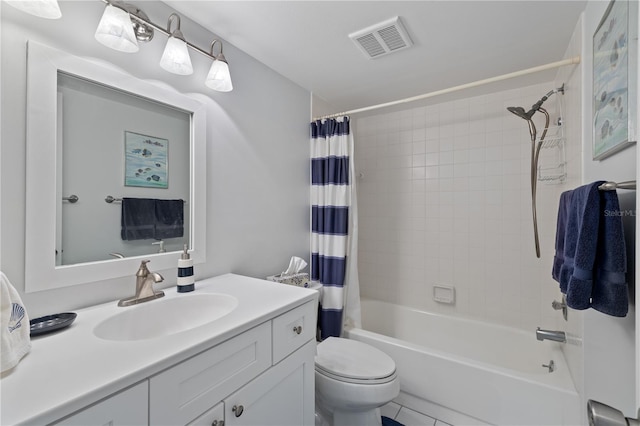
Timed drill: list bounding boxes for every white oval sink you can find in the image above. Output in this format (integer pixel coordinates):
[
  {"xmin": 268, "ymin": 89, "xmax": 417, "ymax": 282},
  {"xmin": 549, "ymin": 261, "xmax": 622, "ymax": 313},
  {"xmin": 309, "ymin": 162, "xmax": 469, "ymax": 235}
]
[{"xmin": 94, "ymin": 293, "xmax": 238, "ymax": 341}]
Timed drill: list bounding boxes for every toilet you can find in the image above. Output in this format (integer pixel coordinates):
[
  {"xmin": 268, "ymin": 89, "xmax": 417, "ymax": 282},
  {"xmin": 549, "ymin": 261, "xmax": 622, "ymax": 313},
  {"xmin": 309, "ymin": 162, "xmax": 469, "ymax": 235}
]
[
  {"xmin": 308, "ymin": 283, "xmax": 400, "ymax": 426},
  {"xmin": 315, "ymin": 337, "xmax": 400, "ymax": 426}
]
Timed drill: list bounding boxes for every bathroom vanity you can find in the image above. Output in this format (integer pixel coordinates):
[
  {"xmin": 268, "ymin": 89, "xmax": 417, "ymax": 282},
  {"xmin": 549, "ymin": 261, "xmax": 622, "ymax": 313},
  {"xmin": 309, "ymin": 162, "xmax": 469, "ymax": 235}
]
[{"xmin": 0, "ymin": 274, "xmax": 317, "ymax": 425}]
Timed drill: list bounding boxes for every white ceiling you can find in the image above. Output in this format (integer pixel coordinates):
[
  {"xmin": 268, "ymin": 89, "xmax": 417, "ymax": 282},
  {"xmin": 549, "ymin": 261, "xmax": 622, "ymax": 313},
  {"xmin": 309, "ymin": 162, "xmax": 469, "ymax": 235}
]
[{"xmin": 164, "ymin": 1, "xmax": 587, "ymax": 114}]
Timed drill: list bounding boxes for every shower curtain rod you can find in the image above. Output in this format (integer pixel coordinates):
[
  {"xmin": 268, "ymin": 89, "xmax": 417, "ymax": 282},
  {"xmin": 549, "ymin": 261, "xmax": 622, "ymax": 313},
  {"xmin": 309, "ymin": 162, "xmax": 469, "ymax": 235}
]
[{"xmin": 313, "ymin": 56, "xmax": 581, "ymax": 121}]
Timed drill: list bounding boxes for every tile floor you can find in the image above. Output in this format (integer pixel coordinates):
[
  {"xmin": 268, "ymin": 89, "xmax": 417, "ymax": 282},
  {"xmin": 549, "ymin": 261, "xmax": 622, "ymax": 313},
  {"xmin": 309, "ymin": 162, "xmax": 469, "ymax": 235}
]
[{"xmin": 382, "ymin": 402, "xmax": 453, "ymax": 426}]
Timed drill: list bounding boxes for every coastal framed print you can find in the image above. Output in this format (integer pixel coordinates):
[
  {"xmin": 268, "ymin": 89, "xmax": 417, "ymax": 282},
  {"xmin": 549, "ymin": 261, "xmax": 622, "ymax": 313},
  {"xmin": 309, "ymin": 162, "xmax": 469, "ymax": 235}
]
[
  {"xmin": 592, "ymin": 0, "xmax": 637, "ymax": 160},
  {"xmin": 124, "ymin": 131, "xmax": 169, "ymax": 188}
]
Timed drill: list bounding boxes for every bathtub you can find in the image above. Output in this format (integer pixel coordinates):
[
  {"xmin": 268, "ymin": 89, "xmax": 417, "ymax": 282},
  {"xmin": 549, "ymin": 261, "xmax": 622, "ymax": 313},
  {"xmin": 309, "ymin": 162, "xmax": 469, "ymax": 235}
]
[{"xmin": 345, "ymin": 299, "xmax": 581, "ymax": 426}]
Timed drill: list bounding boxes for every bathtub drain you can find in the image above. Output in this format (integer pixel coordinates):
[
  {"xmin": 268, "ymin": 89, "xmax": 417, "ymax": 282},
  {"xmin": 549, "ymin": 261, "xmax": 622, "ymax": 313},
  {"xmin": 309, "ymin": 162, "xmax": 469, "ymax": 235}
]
[{"xmin": 542, "ymin": 360, "xmax": 555, "ymax": 373}]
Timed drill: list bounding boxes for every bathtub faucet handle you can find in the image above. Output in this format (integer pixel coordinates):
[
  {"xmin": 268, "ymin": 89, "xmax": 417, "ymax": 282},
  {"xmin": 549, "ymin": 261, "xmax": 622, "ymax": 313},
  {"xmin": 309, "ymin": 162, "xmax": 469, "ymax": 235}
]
[{"xmin": 551, "ymin": 295, "xmax": 568, "ymax": 321}]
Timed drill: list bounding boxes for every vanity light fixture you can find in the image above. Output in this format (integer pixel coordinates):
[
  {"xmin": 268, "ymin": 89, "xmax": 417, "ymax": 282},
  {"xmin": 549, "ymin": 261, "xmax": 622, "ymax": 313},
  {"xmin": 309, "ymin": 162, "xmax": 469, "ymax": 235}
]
[
  {"xmin": 205, "ymin": 40, "xmax": 233, "ymax": 92},
  {"xmin": 95, "ymin": 1, "xmax": 154, "ymax": 53},
  {"xmin": 4, "ymin": 0, "xmax": 62, "ymax": 19},
  {"xmin": 159, "ymin": 13, "xmax": 193, "ymax": 75},
  {"xmin": 95, "ymin": 3, "xmax": 139, "ymax": 52},
  {"xmin": 94, "ymin": 0, "xmax": 233, "ymax": 91}
]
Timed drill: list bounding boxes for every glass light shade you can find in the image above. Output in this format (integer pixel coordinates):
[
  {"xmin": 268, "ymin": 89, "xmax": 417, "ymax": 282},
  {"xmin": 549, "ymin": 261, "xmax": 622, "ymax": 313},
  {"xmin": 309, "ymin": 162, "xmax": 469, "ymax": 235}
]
[
  {"xmin": 160, "ymin": 37, "xmax": 193, "ymax": 75},
  {"xmin": 4, "ymin": 0, "xmax": 61, "ymax": 19},
  {"xmin": 205, "ymin": 59, "xmax": 233, "ymax": 92},
  {"xmin": 94, "ymin": 4, "xmax": 138, "ymax": 53}
]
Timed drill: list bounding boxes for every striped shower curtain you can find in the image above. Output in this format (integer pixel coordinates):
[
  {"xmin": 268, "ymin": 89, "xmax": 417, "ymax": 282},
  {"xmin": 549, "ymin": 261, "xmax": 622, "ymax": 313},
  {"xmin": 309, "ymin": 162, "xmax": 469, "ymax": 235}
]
[{"xmin": 310, "ymin": 116, "xmax": 360, "ymax": 340}]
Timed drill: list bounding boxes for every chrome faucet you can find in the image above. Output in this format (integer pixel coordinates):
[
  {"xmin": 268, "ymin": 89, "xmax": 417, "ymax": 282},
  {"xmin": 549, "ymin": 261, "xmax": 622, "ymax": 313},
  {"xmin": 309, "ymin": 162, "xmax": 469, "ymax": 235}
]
[
  {"xmin": 118, "ymin": 260, "xmax": 165, "ymax": 307},
  {"xmin": 536, "ymin": 327, "xmax": 566, "ymax": 343}
]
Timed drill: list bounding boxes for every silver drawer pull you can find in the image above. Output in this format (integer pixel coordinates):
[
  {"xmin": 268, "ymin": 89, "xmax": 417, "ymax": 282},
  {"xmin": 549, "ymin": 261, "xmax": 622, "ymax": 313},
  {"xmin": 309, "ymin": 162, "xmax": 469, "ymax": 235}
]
[
  {"xmin": 293, "ymin": 325, "xmax": 302, "ymax": 334},
  {"xmin": 232, "ymin": 405, "xmax": 244, "ymax": 417},
  {"xmin": 212, "ymin": 420, "xmax": 224, "ymax": 426}
]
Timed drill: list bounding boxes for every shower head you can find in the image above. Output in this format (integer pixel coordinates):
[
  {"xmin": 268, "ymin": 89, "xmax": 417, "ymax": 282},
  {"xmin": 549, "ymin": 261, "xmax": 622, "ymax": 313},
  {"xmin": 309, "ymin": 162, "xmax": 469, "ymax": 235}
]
[
  {"xmin": 506, "ymin": 84, "xmax": 565, "ymax": 121},
  {"xmin": 507, "ymin": 106, "xmax": 534, "ymax": 120}
]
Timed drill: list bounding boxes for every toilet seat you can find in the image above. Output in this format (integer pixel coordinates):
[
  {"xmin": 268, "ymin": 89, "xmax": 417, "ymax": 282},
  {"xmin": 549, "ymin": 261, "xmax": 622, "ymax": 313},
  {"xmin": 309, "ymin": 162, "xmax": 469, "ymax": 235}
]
[{"xmin": 315, "ymin": 337, "xmax": 397, "ymax": 385}]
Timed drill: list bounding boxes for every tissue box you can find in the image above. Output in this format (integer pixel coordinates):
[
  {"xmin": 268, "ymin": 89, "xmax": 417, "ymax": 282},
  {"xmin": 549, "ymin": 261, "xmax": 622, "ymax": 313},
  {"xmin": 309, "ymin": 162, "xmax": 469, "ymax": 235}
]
[{"xmin": 266, "ymin": 273, "xmax": 310, "ymax": 287}]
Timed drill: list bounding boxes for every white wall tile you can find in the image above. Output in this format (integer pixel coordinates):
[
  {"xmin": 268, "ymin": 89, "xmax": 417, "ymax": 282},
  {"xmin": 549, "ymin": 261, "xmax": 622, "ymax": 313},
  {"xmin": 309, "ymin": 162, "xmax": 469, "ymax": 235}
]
[
  {"xmin": 356, "ymin": 82, "xmax": 563, "ymax": 331},
  {"xmin": 440, "ymin": 165, "xmax": 454, "ymax": 178}
]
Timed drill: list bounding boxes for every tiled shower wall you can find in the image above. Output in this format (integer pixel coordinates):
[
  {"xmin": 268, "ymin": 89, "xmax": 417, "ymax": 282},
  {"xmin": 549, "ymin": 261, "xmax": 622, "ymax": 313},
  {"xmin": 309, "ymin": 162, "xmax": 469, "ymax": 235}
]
[{"xmin": 354, "ymin": 82, "xmax": 581, "ymax": 331}]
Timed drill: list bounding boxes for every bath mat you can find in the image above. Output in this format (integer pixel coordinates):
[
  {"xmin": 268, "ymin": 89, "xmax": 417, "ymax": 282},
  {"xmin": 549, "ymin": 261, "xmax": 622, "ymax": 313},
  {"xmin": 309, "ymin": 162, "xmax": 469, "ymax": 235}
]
[{"xmin": 382, "ymin": 416, "xmax": 405, "ymax": 426}]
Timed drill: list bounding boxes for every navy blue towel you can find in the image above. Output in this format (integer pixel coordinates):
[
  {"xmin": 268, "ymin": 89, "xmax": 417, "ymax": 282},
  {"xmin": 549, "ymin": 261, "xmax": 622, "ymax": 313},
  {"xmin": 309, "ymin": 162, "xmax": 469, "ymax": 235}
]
[
  {"xmin": 552, "ymin": 190, "xmax": 573, "ymax": 284},
  {"xmin": 154, "ymin": 199, "xmax": 184, "ymax": 239},
  {"xmin": 560, "ymin": 181, "xmax": 628, "ymax": 316},
  {"xmin": 564, "ymin": 182, "xmax": 603, "ymax": 309},
  {"xmin": 591, "ymin": 189, "xmax": 628, "ymax": 316},
  {"xmin": 121, "ymin": 198, "xmax": 185, "ymax": 241},
  {"xmin": 121, "ymin": 198, "xmax": 156, "ymax": 241}
]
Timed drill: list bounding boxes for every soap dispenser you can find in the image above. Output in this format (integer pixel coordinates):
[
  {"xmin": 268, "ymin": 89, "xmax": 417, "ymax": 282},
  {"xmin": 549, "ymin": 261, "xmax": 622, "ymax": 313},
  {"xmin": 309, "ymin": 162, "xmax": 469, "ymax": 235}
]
[{"xmin": 177, "ymin": 244, "xmax": 194, "ymax": 293}]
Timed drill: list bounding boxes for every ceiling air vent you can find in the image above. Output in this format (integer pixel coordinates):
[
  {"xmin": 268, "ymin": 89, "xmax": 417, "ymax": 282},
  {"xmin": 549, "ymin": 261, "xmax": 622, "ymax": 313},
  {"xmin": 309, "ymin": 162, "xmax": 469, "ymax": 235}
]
[{"xmin": 349, "ymin": 16, "xmax": 413, "ymax": 59}]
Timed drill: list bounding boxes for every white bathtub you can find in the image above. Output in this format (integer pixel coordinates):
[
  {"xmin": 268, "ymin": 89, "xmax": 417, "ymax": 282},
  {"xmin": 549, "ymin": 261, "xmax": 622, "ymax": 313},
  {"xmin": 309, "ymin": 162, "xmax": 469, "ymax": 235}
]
[{"xmin": 345, "ymin": 299, "xmax": 581, "ymax": 426}]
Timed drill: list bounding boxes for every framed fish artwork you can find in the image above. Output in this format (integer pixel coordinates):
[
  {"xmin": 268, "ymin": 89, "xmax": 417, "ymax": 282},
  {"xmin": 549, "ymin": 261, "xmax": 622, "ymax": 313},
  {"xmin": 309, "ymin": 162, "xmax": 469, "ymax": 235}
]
[
  {"xmin": 124, "ymin": 131, "xmax": 169, "ymax": 188},
  {"xmin": 592, "ymin": 0, "xmax": 637, "ymax": 160}
]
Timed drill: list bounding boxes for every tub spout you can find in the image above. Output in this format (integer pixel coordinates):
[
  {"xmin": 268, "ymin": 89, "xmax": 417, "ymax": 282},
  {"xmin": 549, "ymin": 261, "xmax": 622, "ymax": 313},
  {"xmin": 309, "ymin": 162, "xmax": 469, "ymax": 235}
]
[{"xmin": 536, "ymin": 327, "xmax": 566, "ymax": 343}]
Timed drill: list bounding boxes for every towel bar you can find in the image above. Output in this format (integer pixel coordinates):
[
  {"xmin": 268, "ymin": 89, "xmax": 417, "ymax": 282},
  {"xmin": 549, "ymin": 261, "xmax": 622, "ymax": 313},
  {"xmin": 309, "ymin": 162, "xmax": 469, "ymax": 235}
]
[
  {"xmin": 598, "ymin": 180, "xmax": 636, "ymax": 191},
  {"xmin": 105, "ymin": 195, "xmax": 187, "ymax": 204}
]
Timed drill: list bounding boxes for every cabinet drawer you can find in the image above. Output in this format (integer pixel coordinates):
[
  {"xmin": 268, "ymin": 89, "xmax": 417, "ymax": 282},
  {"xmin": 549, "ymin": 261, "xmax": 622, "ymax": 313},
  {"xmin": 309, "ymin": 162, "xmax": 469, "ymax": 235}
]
[
  {"xmin": 150, "ymin": 322, "xmax": 271, "ymax": 426},
  {"xmin": 272, "ymin": 301, "xmax": 316, "ymax": 363},
  {"xmin": 55, "ymin": 381, "xmax": 148, "ymax": 426}
]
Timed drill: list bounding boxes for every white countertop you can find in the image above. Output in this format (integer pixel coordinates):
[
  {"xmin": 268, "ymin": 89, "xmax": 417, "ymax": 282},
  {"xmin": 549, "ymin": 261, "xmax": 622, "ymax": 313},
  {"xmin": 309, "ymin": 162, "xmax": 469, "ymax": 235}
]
[{"xmin": 0, "ymin": 274, "xmax": 317, "ymax": 425}]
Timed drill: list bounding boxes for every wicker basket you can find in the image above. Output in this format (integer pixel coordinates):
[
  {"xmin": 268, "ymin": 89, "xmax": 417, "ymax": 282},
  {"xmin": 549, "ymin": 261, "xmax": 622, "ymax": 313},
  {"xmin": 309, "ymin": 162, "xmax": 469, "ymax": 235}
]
[{"xmin": 266, "ymin": 272, "xmax": 310, "ymax": 287}]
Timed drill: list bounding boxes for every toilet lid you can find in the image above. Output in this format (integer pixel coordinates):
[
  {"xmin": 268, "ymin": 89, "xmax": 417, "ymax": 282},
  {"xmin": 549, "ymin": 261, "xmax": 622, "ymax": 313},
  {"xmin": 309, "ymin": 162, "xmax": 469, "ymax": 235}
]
[{"xmin": 315, "ymin": 337, "xmax": 396, "ymax": 381}]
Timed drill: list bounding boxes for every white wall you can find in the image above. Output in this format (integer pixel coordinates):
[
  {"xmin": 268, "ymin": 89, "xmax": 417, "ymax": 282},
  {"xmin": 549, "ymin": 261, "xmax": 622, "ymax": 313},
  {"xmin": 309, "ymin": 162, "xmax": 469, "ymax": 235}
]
[
  {"xmin": 0, "ymin": 1, "xmax": 311, "ymax": 317},
  {"xmin": 311, "ymin": 93, "xmax": 336, "ymax": 120},
  {"xmin": 554, "ymin": 12, "xmax": 586, "ymax": 416},
  {"xmin": 354, "ymin": 81, "xmax": 580, "ymax": 332},
  {"xmin": 579, "ymin": 1, "xmax": 638, "ymax": 419}
]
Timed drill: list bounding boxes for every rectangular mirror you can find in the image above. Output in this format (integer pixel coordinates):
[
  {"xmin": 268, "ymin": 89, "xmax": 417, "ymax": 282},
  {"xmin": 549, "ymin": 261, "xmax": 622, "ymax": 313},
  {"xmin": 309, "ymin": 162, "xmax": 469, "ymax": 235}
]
[
  {"xmin": 25, "ymin": 40, "xmax": 206, "ymax": 292},
  {"xmin": 56, "ymin": 72, "xmax": 191, "ymax": 265}
]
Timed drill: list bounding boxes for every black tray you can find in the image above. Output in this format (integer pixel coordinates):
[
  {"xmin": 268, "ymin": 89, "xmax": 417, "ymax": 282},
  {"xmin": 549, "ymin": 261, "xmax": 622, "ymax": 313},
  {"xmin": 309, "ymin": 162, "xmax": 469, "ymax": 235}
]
[{"xmin": 30, "ymin": 313, "xmax": 77, "ymax": 337}]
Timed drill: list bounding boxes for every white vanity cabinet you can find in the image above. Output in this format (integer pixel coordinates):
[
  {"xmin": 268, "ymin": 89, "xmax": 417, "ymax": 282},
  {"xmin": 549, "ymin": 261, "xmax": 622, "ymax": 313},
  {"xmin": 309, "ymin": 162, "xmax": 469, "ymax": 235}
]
[
  {"xmin": 150, "ymin": 301, "xmax": 316, "ymax": 426},
  {"xmin": 1, "ymin": 275, "xmax": 318, "ymax": 426},
  {"xmin": 55, "ymin": 381, "xmax": 149, "ymax": 426}
]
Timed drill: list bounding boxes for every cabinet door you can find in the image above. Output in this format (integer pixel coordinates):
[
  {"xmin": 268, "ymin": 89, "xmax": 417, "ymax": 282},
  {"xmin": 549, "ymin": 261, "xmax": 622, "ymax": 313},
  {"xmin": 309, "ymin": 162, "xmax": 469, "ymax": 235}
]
[
  {"xmin": 225, "ymin": 340, "xmax": 315, "ymax": 426},
  {"xmin": 55, "ymin": 381, "xmax": 148, "ymax": 426}
]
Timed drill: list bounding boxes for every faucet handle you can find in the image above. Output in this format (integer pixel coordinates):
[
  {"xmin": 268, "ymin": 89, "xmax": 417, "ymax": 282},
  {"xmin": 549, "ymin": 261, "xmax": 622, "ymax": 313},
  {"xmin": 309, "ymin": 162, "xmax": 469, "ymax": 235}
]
[
  {"xmin": 551, "ymin": 295, "xmax": 568, "ymax": 321},
  {"xmin": 136, "ymin": 260, "xmax": 151, "ymax": 276},
  {"xmin": 152, "ymin": 240, "xmax": 166, "ymax": 253}
]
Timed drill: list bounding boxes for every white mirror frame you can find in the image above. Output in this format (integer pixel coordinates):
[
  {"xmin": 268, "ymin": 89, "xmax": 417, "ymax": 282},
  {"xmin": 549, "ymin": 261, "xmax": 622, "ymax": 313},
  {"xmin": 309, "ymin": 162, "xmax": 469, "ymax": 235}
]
[{"xmin": 25, "ymin": 40, "xmax": 207, "ymax": 292}]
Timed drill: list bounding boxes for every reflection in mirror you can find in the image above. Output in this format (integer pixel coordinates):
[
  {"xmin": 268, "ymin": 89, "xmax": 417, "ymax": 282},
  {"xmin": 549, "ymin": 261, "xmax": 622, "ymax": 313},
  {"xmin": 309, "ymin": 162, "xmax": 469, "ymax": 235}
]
[
  {"xmin": 25, "ymin": 40, "xmax": 206, "ymax": 292},
  {"xmin": 57, "ymin": 72, "xmax": 191, "ymax": 265}
]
